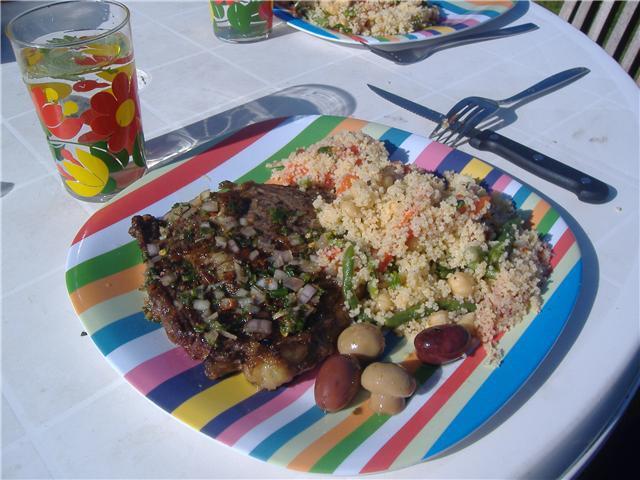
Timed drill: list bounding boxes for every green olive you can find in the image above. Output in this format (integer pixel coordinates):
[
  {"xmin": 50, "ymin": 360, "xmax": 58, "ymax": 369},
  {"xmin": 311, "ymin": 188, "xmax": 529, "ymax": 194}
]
[
  {"xmin": 338, "ymin": 323, "xmax": 385, "ymax": 362},
  {"xmin": 361, "ymin": 362, "xmax": 416, "ymax": 398}
]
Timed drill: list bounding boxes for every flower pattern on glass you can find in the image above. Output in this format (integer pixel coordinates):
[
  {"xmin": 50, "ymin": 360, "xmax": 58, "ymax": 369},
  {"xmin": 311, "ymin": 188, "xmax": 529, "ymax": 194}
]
[
  {"xmin": 57, "ymin": 147, "xmax": 116, "ymax": 197},
  {"xmin": 79, "ymin": 71, "xmax": 142, "ymax": 154},
  {"xmin": 30, "ymin": 83, "xmax": 83, "ymax": 140}
]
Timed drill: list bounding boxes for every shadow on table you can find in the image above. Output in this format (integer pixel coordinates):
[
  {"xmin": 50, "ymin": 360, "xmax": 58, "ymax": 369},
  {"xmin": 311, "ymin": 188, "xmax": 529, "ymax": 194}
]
[
  {"xmin": 432, "ymin": 173, "xmax": 602, "ymax": 474},
  {"xmin": 145, "ymin": 84, "xmax": 356, "ymax": 169}
]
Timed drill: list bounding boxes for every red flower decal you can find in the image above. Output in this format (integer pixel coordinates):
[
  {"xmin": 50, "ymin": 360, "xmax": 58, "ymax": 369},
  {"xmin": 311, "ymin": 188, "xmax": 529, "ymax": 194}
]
[
  {"xmin": 30, "ymin": 88, "xmax": 83, "ymax": 140},
  {"xmin": 73, "ymin": 80, "xmax": 109, "ymax": 92},
  {"xmin": 79, "ymin": 72, "xmax": 142, "ymax": 154}
]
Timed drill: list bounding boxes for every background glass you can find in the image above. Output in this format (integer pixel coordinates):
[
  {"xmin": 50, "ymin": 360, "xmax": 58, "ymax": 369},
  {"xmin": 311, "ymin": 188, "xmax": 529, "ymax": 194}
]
[
  {"xmin": 6, "ymin": 0, "xmax": 146, "ymax": 202},
  {"xmin": 209, "ymin": 0, "xmax": 273, "ymax": 43}
]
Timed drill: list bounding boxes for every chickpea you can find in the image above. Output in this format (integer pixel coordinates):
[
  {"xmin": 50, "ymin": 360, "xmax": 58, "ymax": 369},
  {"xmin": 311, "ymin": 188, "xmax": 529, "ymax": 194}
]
[
  {"xmin": 341, "ymin": 199, "xmax": 360, "ymax": 218},
  {"xmin": 382, "ymin": 175, "xmax": 395, "ymax": 189},
  {"xmin": 448, "ymin": 272, "xmax": 476, "ymax": 297},
  {"xmin": 427, "ymin": 310, "xmax": 449, "ymax": 326},
  {"xmin": 361, "ymin": 362, "xmax": 416, "ymax": 415},
  {"xmin": 456, "ymin": 312, "xmax": 477, "ymax": 336},
  {"xmin": 338, "ymin": 323, "xmax": 385, "ymax": 362},
  {"xmin": 376, "ymin": 291, "xmax": 394, "ymax": 311}
]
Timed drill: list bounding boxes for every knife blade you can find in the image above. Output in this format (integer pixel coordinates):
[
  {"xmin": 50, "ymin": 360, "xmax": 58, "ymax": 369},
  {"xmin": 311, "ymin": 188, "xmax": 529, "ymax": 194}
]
[{"xmin": 368, "ymin": 84, "xmax": 610, "ymax": 204}]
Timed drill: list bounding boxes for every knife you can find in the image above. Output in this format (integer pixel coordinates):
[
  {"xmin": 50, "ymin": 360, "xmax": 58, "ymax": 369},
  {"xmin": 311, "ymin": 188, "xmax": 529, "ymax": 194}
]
[{"xmin": 368, "ymin": 84, "xmax": 610, "ymax": 204}]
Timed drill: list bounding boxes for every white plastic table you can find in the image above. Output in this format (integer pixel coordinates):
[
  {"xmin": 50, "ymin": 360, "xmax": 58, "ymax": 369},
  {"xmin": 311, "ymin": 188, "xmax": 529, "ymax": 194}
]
[{"xmin": 2, "ymin": 1, "xmax": 638, "ymax": 478}]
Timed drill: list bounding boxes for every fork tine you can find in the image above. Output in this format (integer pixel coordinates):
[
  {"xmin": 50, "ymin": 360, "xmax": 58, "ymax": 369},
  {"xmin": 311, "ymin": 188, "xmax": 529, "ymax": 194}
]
[
  {"xmin": 430, "ymin": 102, "xmax": 474, "ymax": 140},
  {"xmin": 435, "ymin": 103, "xmax": 480, "ymax": 144},
  {"xmin": 449, "ymin": 102, "xmax": 474, "ymax": 123},
  {"xmin": 446, "ymin": 107, "xmax": 488, "ymax": 146},
  {"xmin": 430, "ymin": 97, "xmax": 470, "ymax": 137}
]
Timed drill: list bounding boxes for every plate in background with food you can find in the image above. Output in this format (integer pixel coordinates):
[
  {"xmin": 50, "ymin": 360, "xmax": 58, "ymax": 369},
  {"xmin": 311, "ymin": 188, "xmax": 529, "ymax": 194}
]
[
  {"xmin": 65, "ymin": 115, "xmax": 581, "ymax": 474},
  {"xmin": 274, "ymin": 1, "xmax": 517, "ymax": 46}
]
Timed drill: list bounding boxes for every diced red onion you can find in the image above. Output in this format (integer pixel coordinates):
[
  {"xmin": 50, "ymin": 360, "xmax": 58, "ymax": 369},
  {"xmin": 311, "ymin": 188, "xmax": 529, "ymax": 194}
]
[
  {"xmin": 248, "ymin": 305, "xmax": 261, "ymax": 314},
  {"xmin": 200, "ymin": 222, "xmax": 211, "ymax": 230},
  {"xmin": 249, "ymin": 250, "xmax": 260, "ymax": 261},
  {"xmin": 149, "ymin": 255, "xmax": 162, "ymax": 265},
  {"xmin": 256, "ymin": 278, "xmax": 267, "ymax": 289},
  {"xmin": 240, "ymin": 226, "xmax": 256, "ymax": 238},
  {"xmin": 270, "ymin": 255, "xmax": 284, "ymax": 268},
  {"xmin": 201, "ymin": 201, "xmax": 218, "ymax": 212},
  {"xmin": 193, "ymin": 299, "xmax": 210, "ymax": 311},
  {"xmin": 297, "ymin": 284, "xmax": 317, "ymax": 304},
  {"xmin": 257, "ymin": 238, "xmax": 273, "ymax": 251},
  {"xmin": 228, "ymin": 239, "xmax": 240, "ymax": 253},
  {"xmin": 214, "ymin": 215, "xmax": 238, "ymax": 230},
  {"xmin": 234, "ymin": 261, "xmax": 247, "ymax": 282},
  {"xmin": 213, "ymin": 290, "xmax": 225, "ymax": 300},
  {"xmin": 159, "ymin": 273, "xmax": 176, "ymax": 286},
  {"xmin": 288, "ymin": 234, "xmax": 303, "ymax": 246},
  {"xmin": 236, "ymin": 288, "xmax": 249, "ymax": 297},
  {"xmin": 205, "ymin": 311, "xmax": 219, "ymax": 322},
  {"xmin": 283, "ymin": 277, "xmax": 305, "ymax": 291},
  {"xmin": 219, "ymin": 329, "xmax": 237, "ymax": 340},
  {"xmin": 146, "ymin": 243, "xmax": 159, "ymax": 256},
  {"xmin": 215, "ymin": 236, "xmax": 227, "ymax": 248},
  {"xmin": 244, "ymin": 319, "xmax": 272, "ymax": 334},
  {"xmin": 273, "ymin": 269, "xmax": 288, "ymax": 281},
  {"xmin": 238, "ymin": 297, "xmax": 252, "ymax": 308},
  {"xmin": 250, "ymin": 286, "xmax": 266, "ymax": 304},
  {"xmin": 239, "ymin": 217, "xmax": 248, "ymax": 226}
]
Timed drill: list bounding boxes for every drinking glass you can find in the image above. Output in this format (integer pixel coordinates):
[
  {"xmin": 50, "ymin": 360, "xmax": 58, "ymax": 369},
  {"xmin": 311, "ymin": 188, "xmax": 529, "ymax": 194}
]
[
  {"xmin": 209, "ymin": 0, "xmax": 273, "ymax": 43},
  {"xmin": 6, "ymin": 0, "xmax": 146, "ymax": 202}
]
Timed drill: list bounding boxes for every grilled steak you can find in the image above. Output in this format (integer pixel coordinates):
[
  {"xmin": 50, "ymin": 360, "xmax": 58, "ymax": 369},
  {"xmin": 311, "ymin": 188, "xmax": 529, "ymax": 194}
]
[{"xmin": 129, "ymin": 181, "xmax": 349, "ymax": 390}]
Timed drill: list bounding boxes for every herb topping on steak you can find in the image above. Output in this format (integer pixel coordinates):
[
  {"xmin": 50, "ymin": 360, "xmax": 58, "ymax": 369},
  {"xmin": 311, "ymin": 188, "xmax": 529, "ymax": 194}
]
[{"xmin": 129, "ymin": 181, "xmax": 349, "ymax": 390}]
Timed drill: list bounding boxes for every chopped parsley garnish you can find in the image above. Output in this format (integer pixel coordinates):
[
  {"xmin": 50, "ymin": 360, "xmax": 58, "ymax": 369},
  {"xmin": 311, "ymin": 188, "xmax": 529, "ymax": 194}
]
[{"xmin": 268, "ymin": 206, "xmax": 289, "ymax": 224}]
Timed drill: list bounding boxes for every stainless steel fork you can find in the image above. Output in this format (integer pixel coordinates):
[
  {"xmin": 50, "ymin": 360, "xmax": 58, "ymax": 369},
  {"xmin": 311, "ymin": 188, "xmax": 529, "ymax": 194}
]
[
  {"xmin": 430, "ymin": 67, "xmax": 590, "ymax": 146},
  {"xmin": 361, "ymin": 23, "xmax": 538, "ymax": 64}
]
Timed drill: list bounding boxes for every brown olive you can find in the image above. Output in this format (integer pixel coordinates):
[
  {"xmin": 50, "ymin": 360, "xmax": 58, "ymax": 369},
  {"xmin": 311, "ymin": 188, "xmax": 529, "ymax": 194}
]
[
  {"xmin": 414, "ymin": 324, "xmax": 470, "ymax": 365},
  {"xmin": 314, "ymin": 354, "xmax": 361, "ymax": 412},
  {"xmin": 337, "ymin": 323, "xmax": 385, "ymax": 362}
]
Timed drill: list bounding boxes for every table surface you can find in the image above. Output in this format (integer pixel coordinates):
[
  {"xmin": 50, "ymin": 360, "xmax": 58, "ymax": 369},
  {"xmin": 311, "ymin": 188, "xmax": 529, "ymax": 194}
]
[{"xmin": 1, "ymin": 1, "xmax": 638, "ymax": 478}]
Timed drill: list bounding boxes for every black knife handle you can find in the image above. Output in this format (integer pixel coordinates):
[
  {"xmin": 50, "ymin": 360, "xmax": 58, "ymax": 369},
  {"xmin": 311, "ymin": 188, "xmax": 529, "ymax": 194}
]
[{"xmin": 469, "ymin": 130, "xmax": 610, "ymax": 204}]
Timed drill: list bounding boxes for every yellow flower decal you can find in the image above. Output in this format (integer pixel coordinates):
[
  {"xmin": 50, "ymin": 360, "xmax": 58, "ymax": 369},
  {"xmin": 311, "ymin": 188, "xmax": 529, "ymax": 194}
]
[
  {"xmin": 32, "ymin": 82, "xmax": 72, "ymax": 101},
  {"xmin": 84, "ymin": 42, "xmax": 121, "ymax": 58},
  {"xmin": 96, "ymin": 63, "xmax": 135, "ymax": 83},
  {"xmin": 61, "ymin": 148, "xmax": 114, "ymax": 197},
  {"xmin": 23, "ymin": 48, "xmax": 44, "ymax": 66}
]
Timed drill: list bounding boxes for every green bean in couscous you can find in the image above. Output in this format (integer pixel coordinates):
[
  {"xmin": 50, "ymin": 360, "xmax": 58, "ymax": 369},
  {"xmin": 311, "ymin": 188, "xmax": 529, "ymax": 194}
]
[{"xmin": 268, "ymin": 131, "xmax": 552, "ymax": 346}]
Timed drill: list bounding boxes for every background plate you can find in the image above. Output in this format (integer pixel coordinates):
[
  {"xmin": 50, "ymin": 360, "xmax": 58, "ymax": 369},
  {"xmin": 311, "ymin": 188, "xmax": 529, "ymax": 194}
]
[
  {"xmin": 65, "ymin": 115, "xmax": 581, "ymax": 475},
  {"xmin": 274, "ymin": 1, "xmax": 516, "ymax": 46}
]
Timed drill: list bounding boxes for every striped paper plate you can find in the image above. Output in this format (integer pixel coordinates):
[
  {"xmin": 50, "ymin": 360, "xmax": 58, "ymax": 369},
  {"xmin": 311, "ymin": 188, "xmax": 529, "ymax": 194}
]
[
  {"xmin": 274, "ymin": 1, "xmax": 516, "ymax": 46},
  {"xmin": 66, "ymin": 115, "xmax": 581, "ymax": 475}
]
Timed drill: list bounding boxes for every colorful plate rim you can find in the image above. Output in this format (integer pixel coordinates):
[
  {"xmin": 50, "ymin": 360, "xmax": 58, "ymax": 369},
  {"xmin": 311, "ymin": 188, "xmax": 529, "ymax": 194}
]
[
  {"xmin": 273, "ymin": 1, "xmax": 517, "ymax": 46},
  {"xmin": 65, "ymin": 115, "xmax": 581, "ymax": 475}
]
